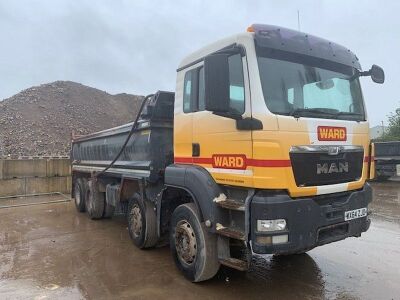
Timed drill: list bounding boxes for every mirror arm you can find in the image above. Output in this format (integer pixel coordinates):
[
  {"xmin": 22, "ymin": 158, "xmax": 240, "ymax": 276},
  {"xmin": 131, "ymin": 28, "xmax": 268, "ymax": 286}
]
[
  {"xmin": 214, "ymin": 45, "xmax": 245, "ymax": 57},
  {"xmin": 350, "ymin": 65, "xmax": 384, "ymax": 84},
  {"xmin": 359, "ymin": 70, "xmax": 371, "ymax": 77},
  {"xmin": 350, "ymin": 69, "xmax": 370, "ymax": 81},
  {"xmin": 236, "ymin": 117, "xmax": 263, "ymax": 131},
  {"xmin": 212, "ymin": 112, "xmax": 263, "ymax": 130},
  {"xmin": 212, "ymin": 111, "xmax": 243, "ymax": 120}
]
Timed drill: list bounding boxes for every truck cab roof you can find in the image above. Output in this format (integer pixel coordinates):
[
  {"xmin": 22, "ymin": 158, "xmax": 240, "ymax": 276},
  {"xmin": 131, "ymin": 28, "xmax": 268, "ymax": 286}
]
[
  {"xmin": 177, "ymin": 32, "xmax": 253, "ymax": 71},
  {"xmin": 178, "ymin": 24, "xmax": 361, "ymax": 71}
]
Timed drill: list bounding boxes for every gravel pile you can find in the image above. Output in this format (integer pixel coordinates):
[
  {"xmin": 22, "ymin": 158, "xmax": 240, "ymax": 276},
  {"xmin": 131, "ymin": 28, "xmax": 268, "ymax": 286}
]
[{"xmin": 0, "ymin": 81, "xmax": 143, "ymax": 157}]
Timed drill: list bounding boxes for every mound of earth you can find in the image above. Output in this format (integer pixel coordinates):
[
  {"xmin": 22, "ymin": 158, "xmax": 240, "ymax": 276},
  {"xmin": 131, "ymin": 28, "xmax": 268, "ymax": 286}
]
[{"xmin": 0, "ymin": 81, "xmax": 143, "ymax": 157}]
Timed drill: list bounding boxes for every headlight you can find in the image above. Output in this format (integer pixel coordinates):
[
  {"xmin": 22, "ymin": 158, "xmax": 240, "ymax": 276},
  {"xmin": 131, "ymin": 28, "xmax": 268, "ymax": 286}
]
[{"xmin": 257, "ymin": 219, "xmax": 287, "ymax": 232}]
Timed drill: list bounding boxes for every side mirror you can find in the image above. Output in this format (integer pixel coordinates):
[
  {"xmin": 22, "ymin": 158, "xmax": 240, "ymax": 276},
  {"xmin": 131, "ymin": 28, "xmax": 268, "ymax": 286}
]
[
  {"xmin": 370, "ymin": 64, "xmax": 385, "ymax": 84},
  {"xmin": 204, "ymin": 53, "xmax": 230, "ymax": 113}
]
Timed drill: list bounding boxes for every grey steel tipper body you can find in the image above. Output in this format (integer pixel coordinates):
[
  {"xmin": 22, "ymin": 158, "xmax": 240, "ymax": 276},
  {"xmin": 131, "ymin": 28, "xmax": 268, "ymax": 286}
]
[
  {"xmin": 71, "ymin": 91, "xmax": 174, "ymax": 183},
  {"xmin": 374, "ymin": 141, "xmax": 400, "ymax": 180}
]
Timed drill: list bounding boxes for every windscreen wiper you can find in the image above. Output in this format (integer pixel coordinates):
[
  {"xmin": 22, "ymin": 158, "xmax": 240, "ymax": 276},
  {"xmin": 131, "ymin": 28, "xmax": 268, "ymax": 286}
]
[
  {"xmin": 334, "ymin": 111, "xmax": 364, "ymax": 120},
  {"xmin": 289, "ymin": 108, "xmax": 338, "ymax": 118},
  {"xmin": 334, "ymin": 112, "xmax": 363, "ymax": 116}
]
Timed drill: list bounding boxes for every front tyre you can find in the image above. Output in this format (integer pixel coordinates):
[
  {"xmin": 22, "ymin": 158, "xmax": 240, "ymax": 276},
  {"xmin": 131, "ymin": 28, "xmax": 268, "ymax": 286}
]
[{"xmin": 170, "ymin": 203, "xmax": 220, "ymax": 282}]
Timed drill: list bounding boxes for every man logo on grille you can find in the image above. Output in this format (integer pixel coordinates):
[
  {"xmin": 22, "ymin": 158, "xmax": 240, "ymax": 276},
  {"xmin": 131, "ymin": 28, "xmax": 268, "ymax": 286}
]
[
  {"xmin": 327, "ymin": 146, "xmax": 341, "ymax": 155},
  {"xmin": 317, "ymin": 162, "xmax": 349, "ymax": 174}
]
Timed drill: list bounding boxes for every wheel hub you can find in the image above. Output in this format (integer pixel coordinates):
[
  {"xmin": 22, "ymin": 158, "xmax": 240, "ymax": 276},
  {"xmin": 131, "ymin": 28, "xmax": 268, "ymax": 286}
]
[
  {"xmin": 130, "ymin": 205, "xmax": 142, "ymax": 238},
  {"xmin": 175, "ymin": 220, "xmax": 197, "ymax": 265}
]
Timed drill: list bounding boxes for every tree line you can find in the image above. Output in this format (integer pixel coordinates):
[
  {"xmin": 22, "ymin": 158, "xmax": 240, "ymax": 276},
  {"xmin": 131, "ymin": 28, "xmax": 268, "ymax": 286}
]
[{"xmin": 374, "ymin": 107, "xmax": 400, "ymax": 141}]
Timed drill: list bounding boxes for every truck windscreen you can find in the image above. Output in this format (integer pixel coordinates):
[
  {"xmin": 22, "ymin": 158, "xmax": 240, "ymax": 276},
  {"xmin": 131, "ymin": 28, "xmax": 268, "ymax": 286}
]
[{"xmin": 256, "ymin": 48, "xmax": 365, "ymax": 121}]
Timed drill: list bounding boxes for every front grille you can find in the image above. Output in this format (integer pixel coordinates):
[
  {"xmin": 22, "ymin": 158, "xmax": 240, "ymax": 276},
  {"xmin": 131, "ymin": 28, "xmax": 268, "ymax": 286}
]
[{"xmin": 290, "ymin": 146, "xmax": 364, "ymax": 187}]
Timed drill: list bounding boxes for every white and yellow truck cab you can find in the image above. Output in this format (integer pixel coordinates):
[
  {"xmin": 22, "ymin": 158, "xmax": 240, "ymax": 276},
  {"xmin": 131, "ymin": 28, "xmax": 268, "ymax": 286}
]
[{"xmin": 71, "ymin": 24, "xmax": 385, "ymax": 282}]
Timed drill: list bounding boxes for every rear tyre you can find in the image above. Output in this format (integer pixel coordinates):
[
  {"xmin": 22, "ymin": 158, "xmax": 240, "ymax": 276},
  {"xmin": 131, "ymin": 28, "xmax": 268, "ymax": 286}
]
[
  {"xmin": 127, "ymin": 194, "xmax": 158, "ymax": 249},
  {"xmin": 170, "ymin": 203, "xmax": 220, "ymax": 282},
  {"xmin": 74, "ymin": 178, "xmax": 86, "ymax": 212},
  {"xmin": 85, "ymin": 180, "xmax": 105, "ymax": 220}
]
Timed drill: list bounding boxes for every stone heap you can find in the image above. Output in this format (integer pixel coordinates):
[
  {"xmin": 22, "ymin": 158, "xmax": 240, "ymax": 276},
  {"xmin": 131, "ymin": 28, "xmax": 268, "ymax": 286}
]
[{"xmin": 0, "ymin": 81, "xmax": 143, "ymax": 156}]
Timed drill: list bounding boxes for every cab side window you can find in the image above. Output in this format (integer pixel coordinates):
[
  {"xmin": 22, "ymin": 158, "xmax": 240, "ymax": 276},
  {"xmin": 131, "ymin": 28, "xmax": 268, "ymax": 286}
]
[
  {"xmin": 182, "ymin": 52, "xmax": 245, "ymax": 114},
  {"xmin": 183, "ymin": 71, "xmax": 192, "ymax": 113},
  {"xmin": 228, "ymin": 53, "xmax": 245, "ymax": 114},
  {"xmin": 198, "ymin": 67, "xmax": 205, "ymax": 111},
  {"xmin": 197, "ymin": 54, "xmax": 245, "ymax": 114}
]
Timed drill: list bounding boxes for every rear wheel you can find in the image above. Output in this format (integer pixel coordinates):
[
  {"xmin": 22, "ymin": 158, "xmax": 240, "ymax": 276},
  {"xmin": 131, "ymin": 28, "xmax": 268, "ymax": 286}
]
[
  {"xmin": 170, "ymin": 203, "xmax": 220, "ymax": 282},
  {"xmin": 127, "ymin": 194, "xmax": 158, "ymax": 249},
  {"xmin": 74, "ymin": 178, "xmax": 86, "ymax": 212},
  {"xmin": 85, "ymin": 180, "xmax": 105, "ymax": 220}
]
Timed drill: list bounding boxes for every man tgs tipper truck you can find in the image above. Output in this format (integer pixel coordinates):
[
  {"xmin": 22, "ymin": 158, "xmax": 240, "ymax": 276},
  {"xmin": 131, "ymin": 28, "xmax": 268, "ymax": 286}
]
[{"xmin": 71, "ymin": 24, "xmax": 385, "ymax": 282}]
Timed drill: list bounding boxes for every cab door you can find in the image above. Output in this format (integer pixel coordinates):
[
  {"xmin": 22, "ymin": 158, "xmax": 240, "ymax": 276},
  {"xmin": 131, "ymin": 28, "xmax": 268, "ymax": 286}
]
[
  {"xmin": 192, "ymin": 52, "xmax": 253, "ymax": 188},
  {"xmin": 174, "ymin": 67, "xmax": 197, "ymax": 161}
]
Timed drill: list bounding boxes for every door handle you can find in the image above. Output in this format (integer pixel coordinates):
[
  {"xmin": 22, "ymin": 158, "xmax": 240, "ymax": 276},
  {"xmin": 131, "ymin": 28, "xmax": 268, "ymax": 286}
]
[{"xmin": 192, "ymin": 143, "xmax": 200, "ymax": 157}]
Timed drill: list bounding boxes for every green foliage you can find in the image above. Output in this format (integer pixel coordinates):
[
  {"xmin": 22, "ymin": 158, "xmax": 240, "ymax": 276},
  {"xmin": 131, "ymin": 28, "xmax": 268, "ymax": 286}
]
[{"xmin": 375, "ymin": 107, "xmax": 400, "ymax": 141}]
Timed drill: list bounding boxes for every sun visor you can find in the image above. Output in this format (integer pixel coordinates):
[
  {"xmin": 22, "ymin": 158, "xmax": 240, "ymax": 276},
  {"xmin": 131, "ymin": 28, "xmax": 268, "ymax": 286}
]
[{"xmin": 250, "ymin": 24, "xmax": 361, "ymax": 70}]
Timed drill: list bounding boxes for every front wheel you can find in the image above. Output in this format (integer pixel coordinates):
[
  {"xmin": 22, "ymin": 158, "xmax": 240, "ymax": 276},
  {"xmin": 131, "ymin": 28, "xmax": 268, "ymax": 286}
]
[{"xmin": 170, "ymin": 203, "xmax": 220, "ymax": 282}]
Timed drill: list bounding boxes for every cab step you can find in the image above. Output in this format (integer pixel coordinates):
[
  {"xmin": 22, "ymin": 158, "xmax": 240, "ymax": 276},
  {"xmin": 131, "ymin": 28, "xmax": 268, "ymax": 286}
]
[
  {"xmin": 216, "ymin": 223, "xmax": 246, "ymax": 241},
  {"xmin": 215, "ymin": 198, "xmax": 245, "ymax": 211},
  {"xmin": 219, "ymin": 258, "xmax": 248, "ymax": 271}
]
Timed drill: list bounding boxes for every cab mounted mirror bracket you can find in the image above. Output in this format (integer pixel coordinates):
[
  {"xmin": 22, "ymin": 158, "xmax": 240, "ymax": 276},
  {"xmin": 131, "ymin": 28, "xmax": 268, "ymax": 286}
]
[{"xmin": 358, "ymin": 64, "xmax": 385, "ymax": 84}]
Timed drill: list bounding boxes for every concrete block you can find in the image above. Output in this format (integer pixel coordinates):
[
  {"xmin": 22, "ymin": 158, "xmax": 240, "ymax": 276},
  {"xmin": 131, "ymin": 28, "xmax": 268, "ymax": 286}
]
[
  {"xmin": 2, "ymin": 159, "xmax": 47, "ymax": 179},
  {"xmin": 66, "ymin": 176, "xmax": 72, "ymax": 193},
  {"xmin": 0, "ymin": 178, "xmax": 25, "ymax": 197},
  {"xmin": 25, "ymin": 176, "xmax": 71, "ymax": 194},
  {"xmin": 46, "ymin": 159, "xmax": 71, "ymax": 177}
]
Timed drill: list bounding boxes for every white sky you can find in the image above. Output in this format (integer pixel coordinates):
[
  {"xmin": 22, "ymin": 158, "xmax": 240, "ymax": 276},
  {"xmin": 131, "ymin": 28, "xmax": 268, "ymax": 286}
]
[{"xmin": 0, "ymin": 0, "xmax": 398, "ymax": 126}]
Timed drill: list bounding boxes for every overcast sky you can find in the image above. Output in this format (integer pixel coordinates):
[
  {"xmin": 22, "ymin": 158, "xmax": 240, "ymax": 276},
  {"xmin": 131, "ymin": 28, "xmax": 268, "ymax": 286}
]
[{"xmin": 0, "ymin": 0, "xmax": 398, "ymax": 126}]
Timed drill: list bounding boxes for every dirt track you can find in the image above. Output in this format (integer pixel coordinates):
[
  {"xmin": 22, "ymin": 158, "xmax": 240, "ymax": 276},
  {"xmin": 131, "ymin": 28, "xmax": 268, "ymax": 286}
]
[{"xmin": 0, "ymin": 181, "xmax": 399, "ymax": 299}]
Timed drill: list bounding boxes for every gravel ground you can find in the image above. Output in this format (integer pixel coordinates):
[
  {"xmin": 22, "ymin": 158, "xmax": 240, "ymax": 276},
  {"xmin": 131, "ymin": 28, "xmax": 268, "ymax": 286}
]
[{"xmin": 0, "ymin": 181, "xmax": 399, "ymax": 300}]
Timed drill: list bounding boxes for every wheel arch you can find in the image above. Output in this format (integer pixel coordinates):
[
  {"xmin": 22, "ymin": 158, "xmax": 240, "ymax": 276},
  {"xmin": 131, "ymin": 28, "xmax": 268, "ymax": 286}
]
[
  {"xmin": 164, "ymin": 164, "xmax": 223, "ymax": 223},
  {"xmin": 162, "ymin": 185, "xmax": 203, "ymax": 218}
]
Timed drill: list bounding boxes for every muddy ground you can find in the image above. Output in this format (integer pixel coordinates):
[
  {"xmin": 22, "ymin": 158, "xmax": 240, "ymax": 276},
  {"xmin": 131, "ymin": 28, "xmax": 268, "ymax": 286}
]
[{"xmin": 0, "ymin": 181, "xmax": 399, "ymax": 300}]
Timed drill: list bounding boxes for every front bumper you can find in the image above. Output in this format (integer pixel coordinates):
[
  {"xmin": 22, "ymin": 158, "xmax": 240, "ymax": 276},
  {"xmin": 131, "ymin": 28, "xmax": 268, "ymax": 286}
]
[{"xmin": 250, "ymin": 183, "xmax": 372, "ymax": 255}]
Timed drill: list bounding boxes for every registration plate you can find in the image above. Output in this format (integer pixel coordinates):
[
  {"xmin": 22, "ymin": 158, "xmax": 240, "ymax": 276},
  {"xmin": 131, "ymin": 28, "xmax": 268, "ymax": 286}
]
[{"xmin": 344, "ymin": 207, "xmax": 367, "ymax": 221}]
